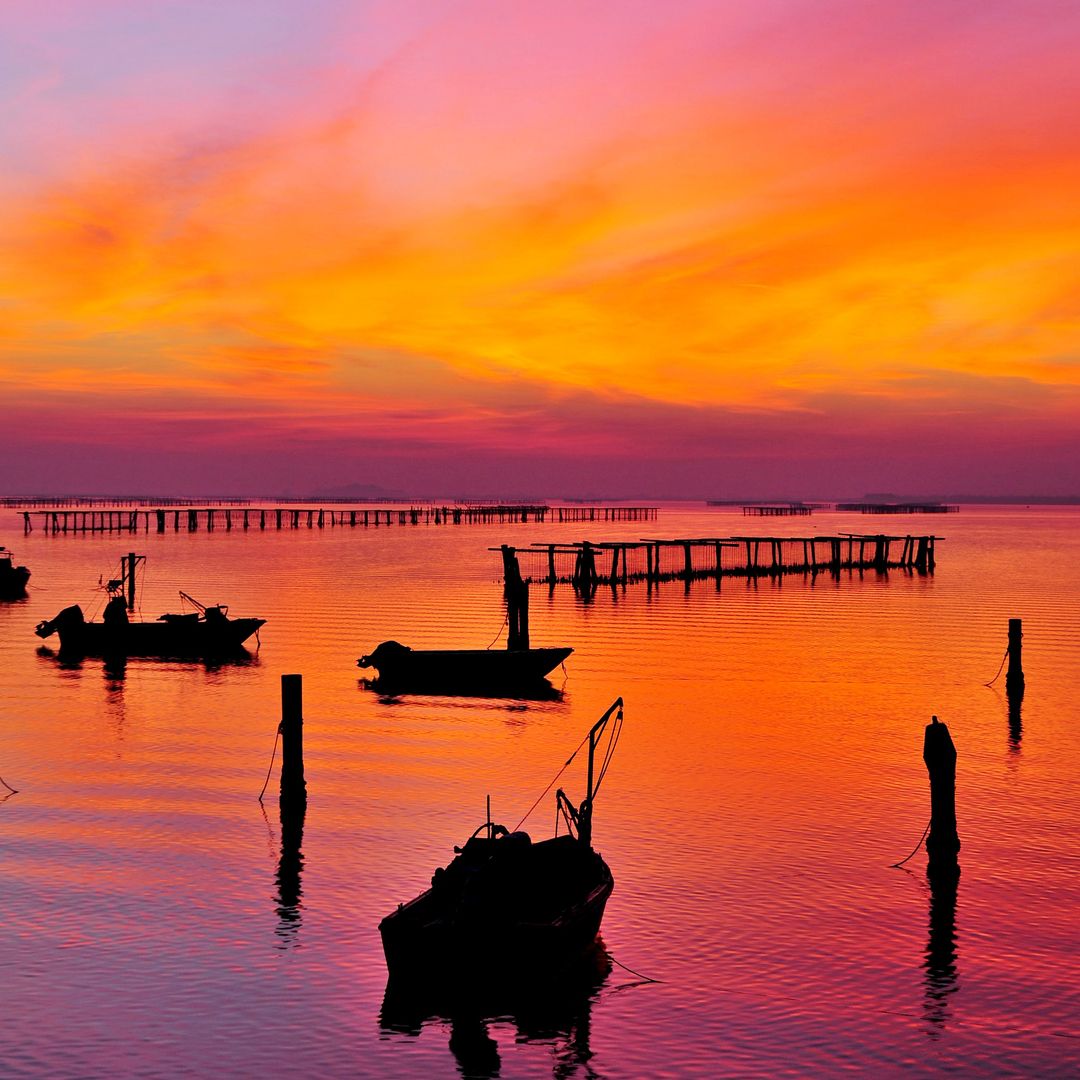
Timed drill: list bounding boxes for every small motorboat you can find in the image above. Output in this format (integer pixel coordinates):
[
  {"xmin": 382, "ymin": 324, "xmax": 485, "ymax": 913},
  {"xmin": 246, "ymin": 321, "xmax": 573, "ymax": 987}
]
[
  {"xmin": 0, "ymin": 547, "xmax": 31, "ymax": 598},
  {"xmin": 379, "ymin": 698, "xmax": 623, "ymax": 984},
  {"xmin": 359, "ymin": 542, "xmax": 571, "ymax": 694},
  {"xmin": 358, "ymin": 640, "xmax": 572, "ymax": 690},
  {"xmin": 34, "ymin": 552, "xmax": 264, "ymax": 657}
]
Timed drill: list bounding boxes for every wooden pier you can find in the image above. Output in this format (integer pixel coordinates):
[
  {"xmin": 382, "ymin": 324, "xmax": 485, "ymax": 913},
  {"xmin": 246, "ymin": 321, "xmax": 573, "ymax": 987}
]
[
  {"xmin": 836, "ymin": 502, "xmax": 958, "ymax": 514},
  {"xmin": 500, "ymin": 531, "xmax": 940, "ymax": 588},
  {"xmin": 21, "ymin": 503, "xmax": 658, "ymax": 534},
  {"xmin": 742, "ymin": 504, "xmax": 813, "ymax": 516}
]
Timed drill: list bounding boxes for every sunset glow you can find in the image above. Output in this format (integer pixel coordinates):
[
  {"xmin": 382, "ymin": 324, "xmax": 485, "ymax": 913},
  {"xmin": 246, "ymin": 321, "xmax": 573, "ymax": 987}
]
[{"xmin": 2, "ymin": 1, "xmax": 1078, "ymax": 494}]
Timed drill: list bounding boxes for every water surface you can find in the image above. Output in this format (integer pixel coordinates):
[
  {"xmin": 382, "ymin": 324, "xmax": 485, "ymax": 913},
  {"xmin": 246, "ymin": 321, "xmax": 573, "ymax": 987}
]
[{"xmin": 1, "ymin": 505, "xmax": 1078, "ymax": 1077}]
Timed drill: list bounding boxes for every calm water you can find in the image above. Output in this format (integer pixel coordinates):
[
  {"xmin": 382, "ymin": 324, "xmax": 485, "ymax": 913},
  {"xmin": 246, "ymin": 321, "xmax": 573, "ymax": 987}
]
[{"xmin": 1, "ymin": 505, "xmax": 1078, "ymax": 1078}]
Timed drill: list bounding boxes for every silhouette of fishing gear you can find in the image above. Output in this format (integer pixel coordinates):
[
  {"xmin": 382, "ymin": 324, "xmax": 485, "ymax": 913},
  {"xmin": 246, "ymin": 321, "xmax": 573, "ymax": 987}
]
[{"xmin": 513, "ymin": 701, "xmax": 623, "ymax": 833}]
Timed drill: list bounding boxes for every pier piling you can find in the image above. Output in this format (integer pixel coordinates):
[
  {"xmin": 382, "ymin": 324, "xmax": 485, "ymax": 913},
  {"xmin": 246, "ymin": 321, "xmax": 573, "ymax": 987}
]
[
  {"xmin": 923, "ymin": 716, "xmax": 960, "ymax": 878},
  {"xmin": 280, "ymin": 675, "xmax": 307, "ymax": 810},
  {"xmin": 1006, "ymin": 619, "xmax": 1024, "ymax": 693}
]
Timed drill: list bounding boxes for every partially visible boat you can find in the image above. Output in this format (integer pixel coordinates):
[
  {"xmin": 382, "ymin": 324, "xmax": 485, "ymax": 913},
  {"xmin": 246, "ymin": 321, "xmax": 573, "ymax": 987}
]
[
  {"xmin": 34, "ymin": 552, "xmax": 264, "ymax": 657},
  {"xmin": 0, "ymin": 547, "xmax": 31, "ymax": 598},
  {"xmin": 358, "ymin": 640, "xmax": 572, "ymax": 690},
  {"xmin": 379, "ymin": 698, "xmax": 623, "ymax": 983}
]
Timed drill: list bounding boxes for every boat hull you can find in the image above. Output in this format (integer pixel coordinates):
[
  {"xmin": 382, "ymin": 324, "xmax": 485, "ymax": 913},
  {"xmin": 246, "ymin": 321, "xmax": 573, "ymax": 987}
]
[
  {"xmin": 0, "ymin": 564, "xmax": 30, "ymax": 599},
  {"xmin": 380, "ymin": 835, "xmax": 613, "ymax": 983},
  {"xmin": 57, "ymin": 620, "xmax": 264, "ymax": 656},
  {"xmin": 36, "ymin": 605, "xmax": 264, "ymax": 656},
  {"xmin": 359, "ymin": 642, "xmax": 572, "ymax": 689}
]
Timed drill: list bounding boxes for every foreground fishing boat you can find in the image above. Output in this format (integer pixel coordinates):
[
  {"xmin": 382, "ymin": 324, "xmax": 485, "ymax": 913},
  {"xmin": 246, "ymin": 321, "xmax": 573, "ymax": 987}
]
[
  {"xmin": 380, "ymin": 698, "xmax": 622, "ymax": 983},
  {"xmin": 0, "ymin": 547, "xmax": 31, "ymax": 598},
  {"xmin": 34, "ymin": 552, "xmax": 264, "ymax": 656},
  {"xmin": 358, "ymin": 640, "xmax": 572, "ymax": 689}
]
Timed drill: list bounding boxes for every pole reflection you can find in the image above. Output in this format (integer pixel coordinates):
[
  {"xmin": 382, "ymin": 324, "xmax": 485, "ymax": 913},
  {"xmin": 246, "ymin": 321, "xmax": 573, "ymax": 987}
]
[
  {"xmin": 923, "ymin": 869, "xmax": 959, "ymax": 1036},
  {"xmin": 1007, "ymin": 684, "xmax": 1024, "ymax": 753},
  {"xmin": 275, "ymin": 801, "xmax": 306, "ymax": 948}
]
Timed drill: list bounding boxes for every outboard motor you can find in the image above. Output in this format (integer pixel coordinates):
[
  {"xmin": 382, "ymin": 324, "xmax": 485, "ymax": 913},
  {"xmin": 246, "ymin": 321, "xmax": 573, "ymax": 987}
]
[
  {"xmin": 35, "ymin": 605, "xmax": 85, "ymax": 639},
  {"xmin": 358, "ymin": 640, "xmax": 411, "ymax": 669}
]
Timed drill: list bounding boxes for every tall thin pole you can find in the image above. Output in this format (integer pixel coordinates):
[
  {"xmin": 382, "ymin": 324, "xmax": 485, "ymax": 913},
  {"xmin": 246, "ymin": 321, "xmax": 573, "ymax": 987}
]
[
  {"xmin": 280, "ymin": 674, "xmax": 307, "ymax": 810},
  {"xmin": 126, "ymin": 552, "xmax": 137, "ymax": 611}
]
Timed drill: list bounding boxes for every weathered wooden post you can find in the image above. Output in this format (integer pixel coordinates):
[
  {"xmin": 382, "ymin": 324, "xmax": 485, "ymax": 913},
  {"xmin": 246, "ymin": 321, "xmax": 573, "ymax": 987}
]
[
  {"xmin": 280, "ymin": 674, "xmax": 307, "ymax": 809},
  {"xmin": 923, "ymin": 716, "xmax": 960, "ymax": 877},
  {"xmin": 1006, "ymin": 619, "xmax": 1024, "ymax": 693},
  {"xmin": 501, "ymin": 545, "xmax": 530, "ymax": 650}
]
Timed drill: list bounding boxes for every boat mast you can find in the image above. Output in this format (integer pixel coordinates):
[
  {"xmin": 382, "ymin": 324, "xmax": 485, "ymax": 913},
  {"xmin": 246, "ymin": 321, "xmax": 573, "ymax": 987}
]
[
  {"xmin": 579, "ymin": 697, "xmax": 623, "ymax": 849},
  {"xmin": 124, "ymin": 553, "xmax": 144, "ymax": 611}
]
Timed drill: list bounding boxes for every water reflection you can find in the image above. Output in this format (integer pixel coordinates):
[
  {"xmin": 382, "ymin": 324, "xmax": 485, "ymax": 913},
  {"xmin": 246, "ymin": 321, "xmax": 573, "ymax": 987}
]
[
  {"xmin": 380, "ymin": 942, "xmax": 610, "ymax": 1079},
  {"xmin": 1007, "ymin": 684, "xmax": 1024, "ymax": 752},
  {"xmin": 274, "ymin": 802, "xmax": 306, "ymax": 949},
  {"xmin": 923, "ymin": 870, "xmax": 960, "ymax": 1035},
  {"xmin": 36, "ymin": 645, "xmax": 260, "ymax": 677},
  {"xmin": 360, "ymin": 677, "xmax": 564, "ymax": 705}
]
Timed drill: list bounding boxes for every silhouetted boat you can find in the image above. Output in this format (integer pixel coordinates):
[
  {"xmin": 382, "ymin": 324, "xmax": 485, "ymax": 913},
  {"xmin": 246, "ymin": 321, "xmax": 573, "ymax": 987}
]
[
  {"xmin": 0, "ymin": 547, "xmax": 31, "ymax": 598},
  {"xmin": 357, "ymin": 640, "xmax": 572, "ymax": 689},
  {"xmin": 34, "ymin": 552, "xmax": 264, "ymax": 657},
  {"xmin": 379, "ymin": 698, "xmax": 622, "ymax": 982}
]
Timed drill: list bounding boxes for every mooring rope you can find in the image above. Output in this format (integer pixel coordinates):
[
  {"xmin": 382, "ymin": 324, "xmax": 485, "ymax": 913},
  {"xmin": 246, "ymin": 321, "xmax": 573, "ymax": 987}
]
[
  {"xmin": 610, "ymin": 955, "xmax": 661, "ymax": 984},
  {"xmin": 983, "ymin": 644, "xmax": 1010, "ymax": 687},
  {"xmin": 484, "ymin": 608, "xmax": 509, "ymax": 650},
  {"xmin": 890, "ymin": 819, "xmax": 931, "ymax": 868},
  {"xmin": 257, "ymin": 725, "xmax": 281, "ymax": 803},
  {"xmin": 0, "ymin": 772, "xmax": 18, "ymax": 794}
]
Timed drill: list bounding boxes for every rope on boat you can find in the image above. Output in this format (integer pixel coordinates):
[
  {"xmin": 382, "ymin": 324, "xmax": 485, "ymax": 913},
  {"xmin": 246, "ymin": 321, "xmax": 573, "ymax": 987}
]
[
  {"xmin": 257, "ymin": 724, "xmax": 282, "ymax": 803},
  {"xmin": 890, "ymin": 819, "xmax": 931, "ymax": 868},
  {"xmin": 0, "ymin": 772, "xmax": 18, "ymax": 794},
  {"xmin": 513, "ymin": 727, "xmax": 593, "ymax": 832},
  {"xmin": 983, "ymin": 644, "xmax": 1010, "ymax": 687}
]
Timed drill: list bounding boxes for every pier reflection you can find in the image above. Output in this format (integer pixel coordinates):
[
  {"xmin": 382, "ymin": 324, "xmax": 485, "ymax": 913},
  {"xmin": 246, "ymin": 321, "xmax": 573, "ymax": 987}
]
[
  {"xmin": 379, "ymin": 943, "xmax": 610, "ymax": 1079},
  {"xmin": 274, "ymin": 801, "xmax": 306, "ymax": 948},
  {"xmin": 923, "ymin": 870, "xmax": 960, "ymax": 1035}
]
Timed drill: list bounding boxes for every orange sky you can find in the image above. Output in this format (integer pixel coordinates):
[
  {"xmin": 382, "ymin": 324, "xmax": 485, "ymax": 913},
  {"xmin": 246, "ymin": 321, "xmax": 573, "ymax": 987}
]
[{"xmin": 2, "ymin": 1, "xmax": 1078, "ymax": 496}]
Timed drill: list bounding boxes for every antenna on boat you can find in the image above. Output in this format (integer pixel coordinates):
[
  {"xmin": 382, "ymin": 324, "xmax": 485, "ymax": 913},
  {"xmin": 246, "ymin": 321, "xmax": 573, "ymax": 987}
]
[{"xmin": 486, "ymin": 794, "xmax": 492, "ymax": 840}]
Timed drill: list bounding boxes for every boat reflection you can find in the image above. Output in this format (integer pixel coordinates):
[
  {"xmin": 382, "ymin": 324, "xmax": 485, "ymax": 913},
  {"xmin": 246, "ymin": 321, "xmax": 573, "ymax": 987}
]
[
  {"xmin": 923, "ymin": 869, "xmax": 959, "ymax": 1035},
  {"xmin": 36, "ymin": 644, "xmax": 260, "ymax": 678},
  {"xmin": 360, "ymin": 676, "xmax": 564, "ymax": 704},
  {"xmin": 379, "ymin": 941, "xmax": 610, "ymax": 1079}
]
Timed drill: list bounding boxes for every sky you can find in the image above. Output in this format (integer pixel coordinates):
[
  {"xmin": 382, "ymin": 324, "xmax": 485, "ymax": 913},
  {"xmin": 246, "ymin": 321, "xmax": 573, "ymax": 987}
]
[{"xmin": 1, "ymin": 0, "xmax": 1078, "ymax": 498}]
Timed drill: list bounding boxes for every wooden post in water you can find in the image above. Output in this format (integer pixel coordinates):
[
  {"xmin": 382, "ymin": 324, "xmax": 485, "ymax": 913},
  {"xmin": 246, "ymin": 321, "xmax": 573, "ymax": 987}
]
[
  {"xmin": 1006, "ymin": 619, "xmax": 1024, "ymax": 693},
  {"xmin": 280, "ymin": 675, "xmax": 307, "ymax": 810},
  {"xmin": 501, "ymin": 545, "xmax": 530, "ymax": 650},
  {"xmin": 923, "ymin": 716, "xmax": 960, "ymax": 877}
]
